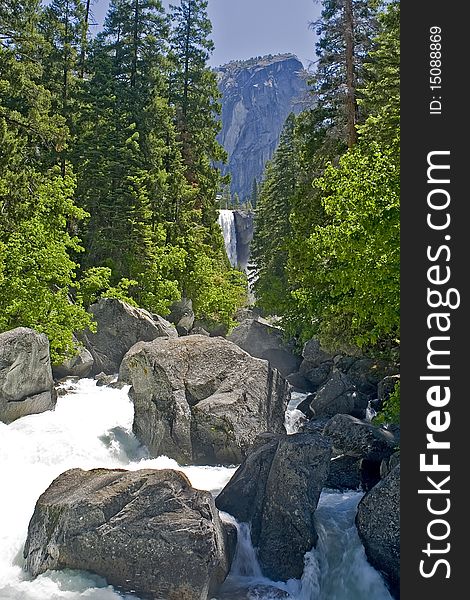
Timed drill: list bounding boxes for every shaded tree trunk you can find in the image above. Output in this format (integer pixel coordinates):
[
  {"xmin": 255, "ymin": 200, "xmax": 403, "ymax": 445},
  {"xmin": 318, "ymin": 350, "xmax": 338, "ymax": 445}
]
[
  {"xmin": 344, "ymin": 0, "xmax": 357, "ymax": 148},
  {"xmin": 79, "ymin": 0, "xmax": 91, "ymax": 78},
  {"xmin": 131, "ymin": 0, "xmax": 139, "ymax": 87}
]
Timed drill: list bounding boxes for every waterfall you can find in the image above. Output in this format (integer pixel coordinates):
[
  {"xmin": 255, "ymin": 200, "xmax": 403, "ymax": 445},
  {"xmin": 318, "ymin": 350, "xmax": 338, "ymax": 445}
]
[{"xmin": 218, "ymin": 209, "xmax": 238, "ymax": 267}]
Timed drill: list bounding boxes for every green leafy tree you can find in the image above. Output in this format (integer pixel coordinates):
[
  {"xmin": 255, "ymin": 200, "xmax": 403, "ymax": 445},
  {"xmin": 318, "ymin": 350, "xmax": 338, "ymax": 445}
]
[
  {"xmin": 185, "ymin": 255, "xmax": 247, "ymax": 330},
  {"xmin": 0, "ymin": 1, "xmax": 91, "ymax": 362},
  {"xmin": 289, "ymin": 142, "xmax": 399, "ymax": 352},
  {"xmin": 374, "ymin": 380, "xmax": 400, "ymax": 426},
  {"xmin": 0, "ymin": 170, "xmax": 92, "ymax": 364}
]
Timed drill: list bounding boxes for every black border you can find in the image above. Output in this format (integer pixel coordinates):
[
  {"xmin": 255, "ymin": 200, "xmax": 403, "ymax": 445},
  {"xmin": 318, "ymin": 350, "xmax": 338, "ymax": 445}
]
[{"xmin": 401, "ymin": 2, "xmax": 467, "ymax": 597}]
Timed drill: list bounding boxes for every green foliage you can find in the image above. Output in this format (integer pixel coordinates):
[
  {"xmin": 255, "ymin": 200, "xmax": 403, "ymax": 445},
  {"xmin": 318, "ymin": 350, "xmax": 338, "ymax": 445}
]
[
  {"xmin": 358, "ymin": 0, "xmax": 400, "ymax": 145},
  {"xmin": 374, "ymin": 380, "xmax": 400, "ymax": 426},
  {"xmin": 290, "ymin": 142, "xmax": 399, "ymax": 351},
  {"xmin": 252, "ymin": 0, "xmax": 400, "ymax": 364},
  {"xmin": 185, "ymin": 255, "xmax": 247, "ymax": 330},
  {"xmin": 169, "ymin": 0, "xmax": 226, "ymax": 216},
  {"xmin": 76, "ymin": 267, "xmax": 138, "ymax": 308},
  {"xmin": 0, "ymin": 0, "xmax": 258, "ymax": 361},
  {"xmin": 310, "ymin": 0, "xmax": 379, "ymax": 147},
  {"xmin": 0, "ymin": 171, "xmax": 92, "ymax": 364}
]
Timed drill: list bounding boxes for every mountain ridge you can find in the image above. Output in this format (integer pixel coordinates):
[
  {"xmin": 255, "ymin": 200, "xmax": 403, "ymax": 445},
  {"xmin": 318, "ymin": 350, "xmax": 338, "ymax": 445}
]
[{"xmin": 216, "ymin": 53, "xmax": 308, "ymax": 202}]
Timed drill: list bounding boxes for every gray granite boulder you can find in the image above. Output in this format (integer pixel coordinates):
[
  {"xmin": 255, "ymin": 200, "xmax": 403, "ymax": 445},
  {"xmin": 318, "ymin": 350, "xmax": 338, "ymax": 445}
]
[
  {"xmin": 356, "ymin": 464, "xmax": 400, "ymax": 598},
  {"xmin": 24, "ymin": 468, "xmax": 233, "ymax": 600},
  {"xmin": 216, "ymin": 432, "xmax": 332, "ymax": 581},
  {"xmin": 120, "ymin": 335, "xmax": 289, "ymax": 465},
  {"xmin": 227, "ymin": 319, "xmax": 301, "ymax": 378},
  {"xmin": 323, "ymin": 414, "xmax": 398, "ymax": 463},
  {"xmin": 167, "ymin": 298, "xmax": 195, "ymax": 336},
  {"xmin": 335, "ymin": 356, "xmax": 398, "ymax": 397},
  {"xmin": 52, "ymin": 336, "xmax": 94, "ymax": 379},
  {"xmin": 309, "ymin": 371, "xmax": 357, "ymax": 418},
  {"xmin": 79, "ymin": 298, "xmax": 177, "ymax": 375},
  {"xmin": 0, "ymin": 327, "xmax": 56, "ymax": 424}
]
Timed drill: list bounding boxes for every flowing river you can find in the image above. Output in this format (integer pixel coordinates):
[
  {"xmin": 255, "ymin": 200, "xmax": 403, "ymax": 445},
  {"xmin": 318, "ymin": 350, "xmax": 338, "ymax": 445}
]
[{"xmin": 0, "ymin": 379, "xmax": 393, "ymax": 600}]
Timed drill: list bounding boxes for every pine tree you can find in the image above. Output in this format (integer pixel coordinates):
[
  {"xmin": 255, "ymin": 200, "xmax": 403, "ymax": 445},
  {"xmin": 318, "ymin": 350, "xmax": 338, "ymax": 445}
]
[
  {"xmin": 72, "ymin": 0, "xmax": 187, "ymax": 312},
  {"xmin": 168, "ymin": 0, "xmax": 226, "ymax": 221},
  {"xmin": 284, "ymin": 0, "xmax": 400, "ymax": 354},
  {"xmin": 39, "ymin": 0, "xmax": 88, "ymax": 174},
  {"xmin": 358, "ymin": 0, "xmax": 399, "ymax": 145},
  {"xmin": 251, "ymin": 114, "xmax": 298, "ymax": 316},
  {"xmin": 310, "ymin": 0, "xmax": 379, "ymax": 150}
]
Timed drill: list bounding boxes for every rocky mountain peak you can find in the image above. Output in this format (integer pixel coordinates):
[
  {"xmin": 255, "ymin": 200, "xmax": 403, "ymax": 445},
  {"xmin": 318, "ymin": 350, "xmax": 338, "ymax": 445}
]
[{"xmin": 216, "ymin": 53, "xmax": 308, "ymax": 202}]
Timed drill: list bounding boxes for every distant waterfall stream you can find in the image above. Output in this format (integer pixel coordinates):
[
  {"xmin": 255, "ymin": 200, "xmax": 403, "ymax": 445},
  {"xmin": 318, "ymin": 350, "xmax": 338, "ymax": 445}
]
[
  {"xmin": 218, "ymin": 210, "xmax": 239, "ymax": 268},
  {"xmin": 0, "ymin": 379, "xmax": 392, "ymax": 600}
]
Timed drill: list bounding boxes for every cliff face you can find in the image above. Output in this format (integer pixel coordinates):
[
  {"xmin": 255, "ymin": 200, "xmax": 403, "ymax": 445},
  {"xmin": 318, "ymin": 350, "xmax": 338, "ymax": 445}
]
[{"xmin": 216, "ymin": 54, "xmax": 307, "ymax": 202}]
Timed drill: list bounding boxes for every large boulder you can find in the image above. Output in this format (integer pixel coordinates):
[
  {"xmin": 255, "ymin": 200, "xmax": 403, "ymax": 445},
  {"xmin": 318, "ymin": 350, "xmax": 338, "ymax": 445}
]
[
  {"xmin": 292, "ymin": 339, "xmax": 335, "ymax": 390},
  {"xmin": 356, "ymin": 464, "xmax": 400, "ymax": 598},
  {"xmin": 52, "ymin": 336, "xmax": 94, "ymax": 379},
  {"xmin": 302, "ymin": 338, "xmax": 335, "ymax": 365},
  {"xmin": 322, "ymin": 415, "xmax": 397, "ymax": 492},
  {"xmin": 24, "ymin": 468, "xmax": 233, "ymax": 600},
  {"xmin": 120, "ymin": 335, "xmax": 289, "ymax": 465},
  {"xmin": 227, "ymin": 319, "xmax": 301, "ymax": 378},
  {"xmin": 216, "ymin": 432, "xmax": 332, "ymax": 581},
  {"xmin": 166, "ymin": 298, "xmax": 195, "ymax": 336},
  {"xmin": 79, "ymin": 298, "xmax": 177, "ymax": 375},
  {"xmin": 0, "ymin": 327, "xmax": 56, "ymax": 424},
  {"xmin": 335, "ymin": 356, "xmax": 398, "ymax": 397},
  {"xmin": 286, "ymin": 371, "xmax": 315, "ymax": 393},
  {"xmin": 326, "ymin": 455, "xmax": 362, "ymax": 491},
  {"xmin": 309, "ymin": 371, "xmax": 357, "ymax": 418},
  {"xmin": 298, "ymin": 360, "xmax": 333, "ymax": 388},
  {"xmin": 192, "ymin": 319, "xmax": 229, "ymax": 338},
  {"xmin": 323, "ymin": 414, "xmax": 398, "ymax": 463}
]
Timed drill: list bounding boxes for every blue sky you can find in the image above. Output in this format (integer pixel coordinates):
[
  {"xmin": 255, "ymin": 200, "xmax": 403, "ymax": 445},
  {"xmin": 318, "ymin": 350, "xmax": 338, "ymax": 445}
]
[{"xmin": 87, "ymin": 0, "xmax": 321, "ymax": 68}]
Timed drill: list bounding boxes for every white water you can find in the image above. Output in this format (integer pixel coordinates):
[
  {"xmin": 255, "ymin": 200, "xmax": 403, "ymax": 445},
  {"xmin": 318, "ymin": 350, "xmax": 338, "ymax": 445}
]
[
  {"xmin": 216, "ymin": 492, "xmax": 393, "ymax": 600},
  {"xmin": 0, "ymin": 379, "xmax": 393, "ymax": 600},
  {"xmin": 218, "ymin": 210, "xmax": 239, "ymax": 267},
  {"xmin": 285, "ymin": 391, "xmax": 309, "ymax": 435},
  {"xmin": 0, "ymin": 379, "xmax": 236, "ymax": 600}
]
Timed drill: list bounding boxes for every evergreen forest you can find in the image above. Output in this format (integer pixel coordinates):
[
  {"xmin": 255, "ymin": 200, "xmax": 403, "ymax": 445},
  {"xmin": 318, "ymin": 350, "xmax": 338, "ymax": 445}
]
[{"xmin": 1, "ymin": 0, "xmax": 400, "ymax": 415}]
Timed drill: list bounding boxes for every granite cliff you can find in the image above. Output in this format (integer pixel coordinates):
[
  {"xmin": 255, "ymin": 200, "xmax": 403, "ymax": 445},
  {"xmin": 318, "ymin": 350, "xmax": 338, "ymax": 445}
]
[{"xmin": 216, "ymin": 54, "xmax": 308, "ymax": 202}]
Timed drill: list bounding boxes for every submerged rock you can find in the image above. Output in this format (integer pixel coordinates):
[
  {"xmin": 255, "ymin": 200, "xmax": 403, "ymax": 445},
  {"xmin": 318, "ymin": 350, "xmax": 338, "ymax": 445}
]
[
  {"xmin": 356, "ymin": 464, "xmax": 400, "ymax": 598},
  {"xmin": 216, "ymin": 432, "xmax": 331, "ymax": 581},
  {"xmin": 120, "ymin": 335, "xmax": 289, "ymax": 465},
  {"xmin": 0, "ymin": 327, "xmax": 56, "ymax": 424},
  {"xmin": 24, "ymin": 468, "xmax": 233, "ymax": 600},
  {"xmin": 79, "ymin": 298, "xmax": 177, "ymax": 375}
]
